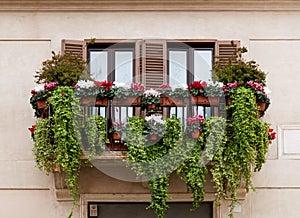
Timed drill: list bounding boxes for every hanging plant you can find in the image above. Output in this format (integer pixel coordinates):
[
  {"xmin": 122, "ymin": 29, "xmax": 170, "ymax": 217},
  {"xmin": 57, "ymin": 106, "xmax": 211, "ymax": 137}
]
[
  {"xmin": 211, "ymin": 87, "xmax": 270, "ymax": 217},
  {"xmin": 50, "ymin": 86, "xmax": 83, "ymax": 203}
]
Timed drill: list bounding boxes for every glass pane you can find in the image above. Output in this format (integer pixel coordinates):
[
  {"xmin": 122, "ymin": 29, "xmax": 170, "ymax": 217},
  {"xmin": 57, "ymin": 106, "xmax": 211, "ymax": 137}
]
[
  {"xmin": 169, "ymin": 50, "xmax": 187, "ymax": 86},
  {"xmin": 194, "ymin": 50, "xmax": 212, "ymax": 82},
  {"xmin": 115, "ymin": 51, "xmax": 133, "ymax": 84},
  {"xmin": 90, "ymin": 51, "xmax": 108, "ymax": 81}
]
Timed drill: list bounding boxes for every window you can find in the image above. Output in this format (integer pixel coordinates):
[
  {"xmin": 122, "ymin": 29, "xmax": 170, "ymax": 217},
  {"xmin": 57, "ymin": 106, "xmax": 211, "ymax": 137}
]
[{"xmin": 61, "ymin": 39, "xmax": 239, "ymax": 146}]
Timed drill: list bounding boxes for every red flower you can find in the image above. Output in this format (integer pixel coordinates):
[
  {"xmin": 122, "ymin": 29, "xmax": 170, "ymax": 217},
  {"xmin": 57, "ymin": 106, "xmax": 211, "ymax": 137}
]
[
  {"xmin": 94, "ymin": 80, "xmax": 113, "ymax": 91},
  {"xmin": 268, "ymin": 127, "xmax": 276, "ymax": 143},
  {"xmin": 188, "ymin": 81, "xmax": 207, "ymax": 90},
  {"xmin": 31, "ymin": 90, "xmax": 37, "ymax": 95},
  {"xmin": 28, "ymin": 125, "xmax": 36, "ymax": 134}
]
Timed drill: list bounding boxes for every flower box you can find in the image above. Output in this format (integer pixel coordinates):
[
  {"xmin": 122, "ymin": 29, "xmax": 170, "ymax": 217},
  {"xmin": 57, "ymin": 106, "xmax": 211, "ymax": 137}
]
[
  {"xmin": 191, "ymin": 96, "xmax": 220, "ymax": 106},
  {"xmin": 160, "ymin": 96, "xmax": 187, "ymax": 107},
  {"xmin": 113, "ymin": 96, "xmax": 142, "ymax": 106},
  {"xmin": 37, "ymin": 100, "xmax": 47, "ymax": 109},
  {"xmin": 257, "ymin": 102, "xmax": 267, "ymax": 111},
  {"xmin": 191, "ymin": 130, "xmax": 202, "ymax": 139},
  {"xmin": 80, "ymin": 96, "xmax": 108, "ymax": 107}
]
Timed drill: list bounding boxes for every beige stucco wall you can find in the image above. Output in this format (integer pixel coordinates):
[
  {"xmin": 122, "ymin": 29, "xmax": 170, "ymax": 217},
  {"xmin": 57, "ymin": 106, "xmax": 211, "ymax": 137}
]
[{"xmin": 1, "ymin": 7, "xmax": 300, "ymax": 218}]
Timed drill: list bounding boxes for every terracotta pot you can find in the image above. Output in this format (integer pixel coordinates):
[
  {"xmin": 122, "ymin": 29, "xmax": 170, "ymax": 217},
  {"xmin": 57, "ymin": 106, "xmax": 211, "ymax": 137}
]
[
  {"xmin": 113, "ymin": 96, "xmax": 141, "ymax": 106},
  {"xmin": 191, "ymin": 130, "xmax": 202, "ymax": 139},
  {"xmin": 191, "ymin": 95, "xmax": 209, "ymax": 106},
  {"xmin": 149, "ymin": 134, "xmax": 158, "ymax": 141},
  {"xmin": 257, "ymin": 102, "xmax": 266, "ymax": 111},
  {"xmin": 37, "ymin": 100, "xmax": 47, "ymax": 109},
  {"xmin": 160, "ymin": 96, "xmax": 172, "ymax": 106},
  {"xmin": 147, "ymin": 103, "xmax": 156, "ymax": 109},
  {"xmin": 95, "ymin": 98, "xmax": 108, "ymax": 107},
  {"xmin": 171, "ymin": 97, "xmax": 187, "ymax": 107},
  {"xmin": 112, "ymin": 133, "xmax": 122, "ymax": 140}
]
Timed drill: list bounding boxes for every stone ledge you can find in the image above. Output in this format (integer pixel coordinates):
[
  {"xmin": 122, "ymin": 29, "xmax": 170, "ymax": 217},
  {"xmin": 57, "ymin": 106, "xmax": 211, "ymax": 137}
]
[{"xmin": 1, "ymin": 0, "xmax": 300, "ymax": 12}]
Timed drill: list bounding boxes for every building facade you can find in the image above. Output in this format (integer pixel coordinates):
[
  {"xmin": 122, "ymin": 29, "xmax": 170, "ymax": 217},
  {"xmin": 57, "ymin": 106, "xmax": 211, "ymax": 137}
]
[{"xmin": 1, "ymin": 0, "xmax": 300, "ymax": 217}]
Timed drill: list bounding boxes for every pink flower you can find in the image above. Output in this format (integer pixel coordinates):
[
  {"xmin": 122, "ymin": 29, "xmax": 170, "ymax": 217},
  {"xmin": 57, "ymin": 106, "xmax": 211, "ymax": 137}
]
[
  {"xmin": 186, "ymin": 114, "xmax": 205, "ymax": 125},
  {"xmin": 44, "ymin": 82, "xmax": 59, "ymax": 90},
  {"xmin": 131, "ymin": 82, "xmax": 145, "ymax": 92}
]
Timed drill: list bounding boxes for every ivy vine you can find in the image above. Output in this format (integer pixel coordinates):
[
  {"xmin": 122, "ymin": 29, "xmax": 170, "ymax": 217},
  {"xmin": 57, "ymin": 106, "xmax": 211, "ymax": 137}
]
[{"xmin": 50, "ymin": 86, "xmax": 83, "ymax": 203}]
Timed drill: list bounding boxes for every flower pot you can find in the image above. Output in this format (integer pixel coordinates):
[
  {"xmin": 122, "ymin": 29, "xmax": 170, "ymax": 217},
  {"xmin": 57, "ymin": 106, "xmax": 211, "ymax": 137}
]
[
  {"xmin": 191, "ymin": 95, "xmax": 209, "ymax": 106},
  {"xmin": 257, "ymin": 102, "xmax": 266, "ymax": 111},
  {"xmin": 226, "ymin": 98, "xmax": 232, "ymax": 106},
  {"xmin": 160, "ymin": 96, "xmax": 187, "ymax": 107},
  {"xmin": 37, "ymin": 100, "xmax": 47, "ymax": 109},
  {"xmin": 191, "ymin": 96, "xmax": 220, "ymax": 106},
  {"xmin": 53, "ymin": 163, "xmax": 61, "ymax": 173},
  {"xmin": 113, "ymin": 96, "xmax": 141, "ymax": 106},
  {"xmin": 95, "ymin": 98, "xmax": 108, "ymax": 107},
  {"xmin": 147, "ymin": 104, "xmax": 156, "ymax": 109},
  {"xmin": 112, "ymin": 133, "xmax": 122, "ymax": 140},
  {"xmin": 191, "ymin": 130, "xmax": 201, "ymax": 139},
  {"xmin": 149, "ymin": 134, "xmax": 158, "ymax": 141}
]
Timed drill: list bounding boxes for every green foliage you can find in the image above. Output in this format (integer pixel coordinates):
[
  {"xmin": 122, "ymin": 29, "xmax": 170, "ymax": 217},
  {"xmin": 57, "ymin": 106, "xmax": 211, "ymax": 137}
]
[
  {"xmin": 83, "ymin": 115, "xmax": 107, "ymax": 157},
  {"xmin": 211, "ymin": 87, "xmax": 269, "ymax": 217},
  {"xmin": 35, "ymin": 51, "xmax": 86, "ymax": 86},
  {"xmin": 33, "ymin": 119, "xmax": 56, "ymax": 173},
  {"xmin": 50, "ymin": 86, "xmax": 83, "ymax": 203},
  {"xmin": 212, "ymin": 47, "xmax": 267, "ymax": 86}
]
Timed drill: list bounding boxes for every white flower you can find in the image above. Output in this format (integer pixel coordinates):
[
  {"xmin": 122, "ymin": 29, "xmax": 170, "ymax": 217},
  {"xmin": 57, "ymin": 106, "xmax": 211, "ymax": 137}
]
[
  {"xmin": 33, "ymin": 84, "xmax": 45, "ymax": 93},
  {"xmin": 113, "ymin": 82, "xmax": 129, "ymax": 88},
  {"xmin": 77, "ymin": 80, "xmax": 95, "ymax": 89},
  {"xmin": 207, "ymin": 80, "xmax": 223, "ymax": 87},
  {"xmin": 263, "ymin": 87, "xmax": 271, "ymax": 96},
  {"xmin": 145, "ymin": 114, "xmax": 166, "ymax": 125},
  {"xmin": 144, "ymin": 89, "xmax": 161, "ymax": 97}
]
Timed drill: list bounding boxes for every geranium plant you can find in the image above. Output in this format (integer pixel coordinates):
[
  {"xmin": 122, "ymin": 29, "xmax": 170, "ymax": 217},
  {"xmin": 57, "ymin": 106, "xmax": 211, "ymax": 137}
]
[
  {"xmin": 188, "ymin": 80, "xmax": 207, "ymax": 96},
  {"xmin": 109, "ymin": 121, "xmax": 125, "ymax": 134},
  {"xmin": 158, "ymin": 84, "xmax": 189, "ymax": 98},
  {"xmin": 94, "ymin": 80, "xmax": 115, "ymax": 99},
  {"xmin": 268, "ymin": 127, "xmax": 276, "ymax": 143},
  {"xmin": 74, "ymin": 80, "xmax": 98, "ymax": 98},
  {"xmin": 185, "ymin": 114, "xmax": 205, "ymax": 137},
  {"xmin": 246, "ymin": 80, "xmax": 271, "ymax": 105}
]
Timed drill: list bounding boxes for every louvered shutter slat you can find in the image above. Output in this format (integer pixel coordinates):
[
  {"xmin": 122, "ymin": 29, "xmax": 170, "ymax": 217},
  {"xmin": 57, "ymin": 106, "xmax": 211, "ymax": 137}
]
[
  {"xmin": 61, "ymin": 39, "xmax": 86, "ymax": 60},
  {"xmin": 216, "ymin": 40, "xmax": 240, "ymax": 65},
  {"xmin": 142, "ymin": 40, "xmax": 167, "ymax": 89}
]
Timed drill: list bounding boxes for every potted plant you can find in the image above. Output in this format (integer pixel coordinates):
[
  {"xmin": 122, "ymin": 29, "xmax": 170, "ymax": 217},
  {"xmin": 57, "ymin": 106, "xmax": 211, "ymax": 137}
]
[
  {"xmin": 144, "ymin": 114, "xmax": 166, "ymax": 142},
  {"xmin": 185, "ymin": 114, "xmax": 205, "ymax": 138},
  {"xmin": 30, "ymin": 82, "xmax": 59, "ymax": 118},
  {"xmin": 74, "ymin": 80, "xmax": 99, "ymax": 105},
  {"xmin": 188, "ymin": 80, "xmax": 208, "ymax": 105},
  {"xmin": 142, "ymin": 89, "xmax": 161, "ymax": 110},
  {"xmin": 246, "ymin": 80, "xmax": 271, "ymax": 111},
  {"xmin": 112, "ymin": 82, "xmax": 145, "ymax": 106},
  {"xmin": 94, "ymin": 80, "xmax": 115, "ymax": 106},
  {"xmin": 110, "ymin": 121, "xmax": 125, "ymax": 140},
  {"xmin": 204, "ymin": 81, "xmax": 224, "ymax": 105},
  {"xmin": 222, "ymin": 81, "xmax": 239, "ymax": 105},
  {"xmin": 158, "ymin": 84, "xmax": 189, "ymax": 107},
  {"xmin": 35, "ymin": 51, "xmax": 86, "ymax": 86}
]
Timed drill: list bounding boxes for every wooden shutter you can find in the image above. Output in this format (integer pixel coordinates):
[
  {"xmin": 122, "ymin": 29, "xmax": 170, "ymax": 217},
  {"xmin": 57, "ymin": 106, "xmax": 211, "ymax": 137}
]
[
  {"xmin": 215, "ymin": 40, "xmax": 240, "ymax": 65},
  {"xmin": 141, "ymin": 40, "xmax": 167, "ymax": 88},
  {"xmin": 61, "ymin": 39, "xmax": 86, "ymax": 60}
]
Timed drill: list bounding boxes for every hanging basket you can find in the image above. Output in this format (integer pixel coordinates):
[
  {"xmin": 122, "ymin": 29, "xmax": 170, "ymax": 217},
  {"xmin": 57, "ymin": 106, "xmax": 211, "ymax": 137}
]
[{"xmin": 257, "ymin": 102, "xmax": 267, "ymax": 111}]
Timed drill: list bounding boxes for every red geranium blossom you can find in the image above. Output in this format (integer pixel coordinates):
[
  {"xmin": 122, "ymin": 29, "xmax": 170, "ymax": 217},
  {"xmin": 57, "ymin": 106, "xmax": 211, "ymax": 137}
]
[
  {"xmin": 268, "ymin": 127, "xmax": 276, "ymax": 144},
  {"xmin": 28, "ymin": 125, "xmax": 36, "ymax": 134},
  {"xmin": 94, "ymin": 80, "xmax": 113, "ymax": 91},
  {"xmin": 188, "ymin": 80, "xmax": 207, "ymax": 90}
]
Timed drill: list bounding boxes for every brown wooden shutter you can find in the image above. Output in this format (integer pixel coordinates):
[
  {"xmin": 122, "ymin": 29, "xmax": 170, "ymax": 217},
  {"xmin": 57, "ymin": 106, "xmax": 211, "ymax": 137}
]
[
  {"xmin": 141, "ymin": 40, "xmax": 167, "ymax": 88},
  {"xmin": 61, "ymin": 39, "xmax": 86, "ymax": 60},
  {"xmin": 135, "ymin": 40, "xmax": 143, "ymax": 83},
  {"xmin": 215, "ymin": 40, "xmax": 240, "ymax": 65}
]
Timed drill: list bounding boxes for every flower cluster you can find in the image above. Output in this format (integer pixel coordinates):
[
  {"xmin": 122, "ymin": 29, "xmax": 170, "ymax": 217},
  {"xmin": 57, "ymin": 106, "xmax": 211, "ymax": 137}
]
[
  {"xmin": 110, "ymin": 121, "xmax": 125, "ymax": 133},
  {"xmin": 188, "ymin": 80, "xmax": 207, "ymax": 96},
  {"xmin": 94, "ymin": 80, "xmax": 113, "ymax": 91},
  {"xmin": 222, "ymin": 82, "xmax": 238, "ymax": 93},
  {"xmin": 94, "ymin": 80, "xmax": 116, "ymax": 99},
  {"xmin": 205, "ymin": 81, "xmax": 224, "ymax": 97},
  {"xmin": 144, "ymin": 89, "xmax": 161, "ymax": 98},
  {"xmin": 185, "ymin": 114, "xmax": 205, "ymax": 134},
  {"xmin": 246, "ymin": 80, "xmax": 271, "ymax": 104},
  {"xmin": 131, "ymin": 82, "xmax": 145, "ymax": 92},
  {"xmin": 44, "ymin": 82, "xmax": 59, "ymax": 90},
  {"xmin": 28, "ymin": 124, "xmax": 36, "ymax": 139},
  {"xmin": 31, "ymin": 84, "xmax": 45, "ymax": 95},
  {"xmin": 268, "ymin": 127, "xmax": 276, "ymax": 144},
  {"xmin": 142, "ymin": 89, "xmax": 161, "ymax": 106},
  {"xmin": 145, "ymin": 115, "xmax": 166, "ymax": 137},
  {"xmin": 77, "ymin": 80, "xmax": 95, "ymax": 89}
]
